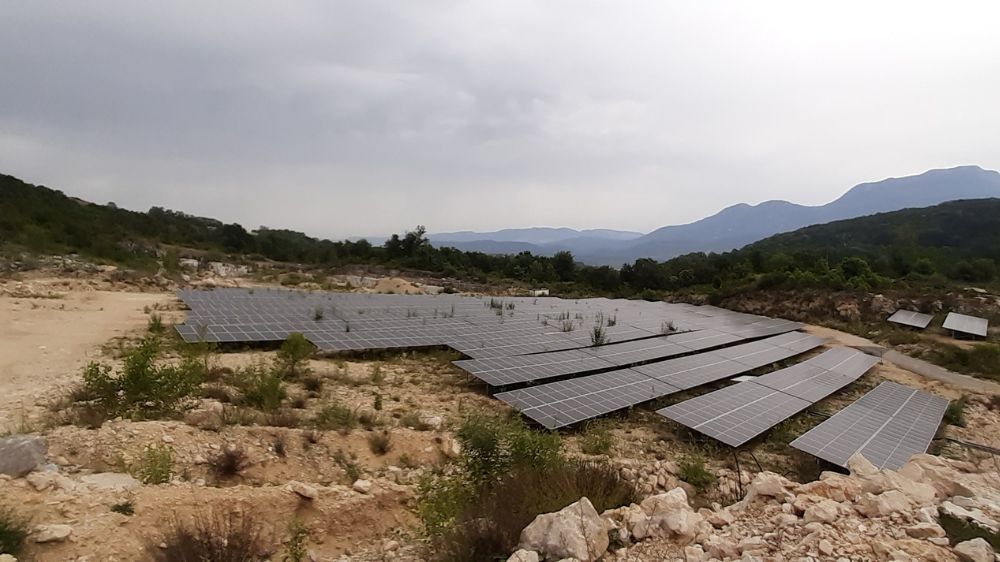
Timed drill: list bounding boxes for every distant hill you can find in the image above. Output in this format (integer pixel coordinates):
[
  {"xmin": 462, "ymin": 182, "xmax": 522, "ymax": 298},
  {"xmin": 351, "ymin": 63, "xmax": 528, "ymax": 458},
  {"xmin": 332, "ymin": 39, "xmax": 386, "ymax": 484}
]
[{"xmin": 428, "ymin": 166, "xmax": 1000, "ymax": 265}]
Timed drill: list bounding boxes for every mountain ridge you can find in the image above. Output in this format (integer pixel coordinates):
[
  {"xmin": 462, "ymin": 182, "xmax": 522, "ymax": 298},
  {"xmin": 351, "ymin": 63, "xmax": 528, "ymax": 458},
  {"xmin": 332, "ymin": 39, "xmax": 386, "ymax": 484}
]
[{"xmin": 428, "ymin": 166, "xmax": 1000, "ymax": 265}]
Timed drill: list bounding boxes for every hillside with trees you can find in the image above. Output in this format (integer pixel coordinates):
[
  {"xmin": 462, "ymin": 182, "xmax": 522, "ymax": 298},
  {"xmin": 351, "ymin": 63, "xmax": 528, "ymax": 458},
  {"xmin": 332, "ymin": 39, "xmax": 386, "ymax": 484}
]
[{"xmin": 2, "ymin": 173, "xmax": 999, "ymax": 297}]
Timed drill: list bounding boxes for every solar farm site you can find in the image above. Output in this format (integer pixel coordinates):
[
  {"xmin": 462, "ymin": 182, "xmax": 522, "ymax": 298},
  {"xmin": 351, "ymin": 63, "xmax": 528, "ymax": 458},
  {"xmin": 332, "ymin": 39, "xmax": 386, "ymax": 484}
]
[{"xmin": 176, "ymin": 287, "xmax": 950, "ymax": 466}]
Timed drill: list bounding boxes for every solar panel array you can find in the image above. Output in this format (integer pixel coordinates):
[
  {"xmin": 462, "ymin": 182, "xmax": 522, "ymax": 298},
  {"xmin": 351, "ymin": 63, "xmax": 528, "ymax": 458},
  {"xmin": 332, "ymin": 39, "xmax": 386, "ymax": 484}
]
[
  {"xmin": 790, "ymin": 381, "xmax": 949, "ymax": 469},
  {"xmin": 495, "ymin": 333, "xmax": 825, "ymax": 429},
  {"xmin": 887, "ymin": 310, "xmax": 933, "ymax": 330},
  {"xmin": 657, "ymin": 348, "xmax": 879, "ymax": 446},
  {"xmin": 942, "ymin": 312, "xmax": 989, "ymax": 338}
]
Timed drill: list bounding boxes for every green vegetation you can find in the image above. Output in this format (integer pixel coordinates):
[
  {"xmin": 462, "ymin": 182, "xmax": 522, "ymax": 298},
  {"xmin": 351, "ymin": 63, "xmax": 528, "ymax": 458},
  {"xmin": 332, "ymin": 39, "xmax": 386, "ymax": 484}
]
[
  {"xmin": 111, "ymin": 498, "xmax": 136, "ymax": 516},
  {"xmin": 276, "ymin": 333, "xmax": 314, "ymax": 379},
  {"xmin": 235, "ymin": 363, "xmax": 287, "ymax": 411},
  {"xmin": 3, "ymin": 173, "xmax": 998, "ymax": 298},
  {"xmin": 209, "ymin": 448, "xmax": 250, "ymax": 479},
  {"xmin": 0, "ymin": 505, "xmax": 30, "ymax": 556},
  {"xmin": 282, "ymin": 519, "xmax": 309, "ymax": 562},
  {"xmin": 312, "ymin": 403, "xmax": 359, "ymax": 432},
  {"xmin": 367, "ymin": 430, "xmax": 393, "ymax": 455},
  {"xmin": 922, "ymin": 344, "xmax": 1000, "ymax": 381},
  {"xmin": 944, "ymin": 396, "xmax": 967, "ymax": 427},
  {"xmin": 135, "ymin": 444, "xmax": 173, "ymax": 485},
  {"xmin": 579, "ymin": 419, "xmax": 615, "ymax": 456},
  {"xmin": 418, "ymin": 414, "xmax": 637, "ymax": 561},
  {"xmin": 76, "ymin": 337, "xmax": 202, "ymax": 422},
  {"xmin": 678, "ymin": 455, "xmax": 718, "ymax": 491}
]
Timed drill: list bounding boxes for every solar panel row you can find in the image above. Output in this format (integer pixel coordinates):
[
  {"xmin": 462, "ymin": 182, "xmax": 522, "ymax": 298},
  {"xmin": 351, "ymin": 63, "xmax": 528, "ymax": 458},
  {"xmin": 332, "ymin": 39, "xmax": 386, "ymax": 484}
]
[
  {"xmin": 790, "ymin": 381, "xmax": 949, "ymax": 469},
  {"xmin": 657, "ymin": 348, "xmax": 879, "ymax": 447},
  {"xmin": 942, "ymin": 312, "xmax": 989, "ymax": 338},
  {"xmin": 887, "ymin": 310, "xmax": 933, "ymax": 330},
  {"xmin": 496, "ymin": 332, "xmax": 824, "ymax": 429}
]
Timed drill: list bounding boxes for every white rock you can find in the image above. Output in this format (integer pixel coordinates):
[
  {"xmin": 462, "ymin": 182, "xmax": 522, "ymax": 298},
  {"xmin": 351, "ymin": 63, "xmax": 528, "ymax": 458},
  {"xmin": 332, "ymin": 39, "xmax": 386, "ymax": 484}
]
[
  {"xmin": 0, "ymin": 435, "xmax": 46, "ymax": 477},
  {"xmin": 856, "ymin": 490, "xmax": 911, "ymax": 518},
  {"xmin": 684, "ymin": 544, "xmax": 706, "ymax": 562},
  {"xmin": 741, "ymin": 472, "xmax": 797, "ymax": 505},
  {"xmin": 634, "ymin": 488, "xmax": 703, "ymax": 545},
  {"xmin": 904, "ymin": 522, "xmax": 945, "ymax": 539},
  {"xmin": 0, "ymin": 555, "xmax": 17, "ymax": 562},
  {"xmin": 518, "ymin": 497, "xmax": 609, "ymax": 562},
  {"xmin": 803, "ymin": 499, "xmax": 841, "ymax": 524},
  {"xmin": 161, "ymin": 435, "xmax": 175, "ymax": 444},
  {"xmin": 422, "ymin": 416, "xmax": 444, "ymax": 430},
  {"xmin": 507, "ymin": 550, "xmax": 540, "ymax": 562},
  {"xmin": 953, "ymin": 538, "xmax": 994, "ymax": 562},
  {"xmin": 287, "ymin": 481, "xmax": 319, "ymax": 500},
  {"xmin": 33, "ymin": 524, "xmax": 72, "ymax": 543},
  {"xmin": 352, "ymin": 479, "xmax": 372, "ymax": 494},
  {"xmin": 819, "ymin": 539, "xmax": 835, "ymax": 556},
  {"xmin": 940, "ymin": 501, "xmax": 999, "ymax": 532}
]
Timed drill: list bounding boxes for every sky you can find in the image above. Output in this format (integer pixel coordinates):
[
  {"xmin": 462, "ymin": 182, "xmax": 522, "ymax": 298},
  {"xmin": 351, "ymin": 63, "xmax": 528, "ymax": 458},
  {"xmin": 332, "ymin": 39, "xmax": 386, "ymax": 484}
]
[{"xmin": 2, "ymin": 1, "xmax": 999, "ymax": 240}]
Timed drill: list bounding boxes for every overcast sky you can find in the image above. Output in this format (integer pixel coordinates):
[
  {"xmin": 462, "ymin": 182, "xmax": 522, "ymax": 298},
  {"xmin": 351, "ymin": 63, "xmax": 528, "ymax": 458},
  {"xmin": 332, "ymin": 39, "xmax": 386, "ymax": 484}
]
[{"xmin": 2, "ymin": 2, "xmax": 999, "ymax": 239}]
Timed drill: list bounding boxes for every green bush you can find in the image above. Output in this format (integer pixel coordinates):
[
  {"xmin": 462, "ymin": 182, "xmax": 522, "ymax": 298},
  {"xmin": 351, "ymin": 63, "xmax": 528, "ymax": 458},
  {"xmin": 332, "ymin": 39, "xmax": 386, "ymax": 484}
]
[
  {"xmin": 276, "ymin": 333, "xmax": 314, "ymax": 379},
  {"xmin": 944, "ymin": 396, "xmax": 967, "ymax": 427},
  {"xmin": 678, "ymin": 455, "xmax": 717, "ymax": 491},
  {"xmin": 455, "ymin": 414, "xmax": 561, "ymax": 485},
  {"xmin": 78, "ymin": 337, "xmax": 202, "ymax": 421},
  {"xmin": 312, "ymin": 403, "xmax": 359, "ymax": 432},
  {"xmin": 147, "ymin": 511, "xmax": 270, "ymax": 562},
  {"xmin": 0, "ymin": 505, "xmax": 30, "ymax": 556},
  {"xmin": 925, "ymin": 344, "xmax": 1000, "ymax": 381},
  {"xmin": 236, "ymin": 363, "xmax": 287, "ymax": 412}
]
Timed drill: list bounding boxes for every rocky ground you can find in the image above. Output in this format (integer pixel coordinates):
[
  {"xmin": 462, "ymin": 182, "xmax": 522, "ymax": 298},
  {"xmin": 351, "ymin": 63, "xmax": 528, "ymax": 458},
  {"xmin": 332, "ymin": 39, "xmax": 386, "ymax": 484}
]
[{"xmin": 1, "ymin": 267, "xmax": 998, "ymax": 561}]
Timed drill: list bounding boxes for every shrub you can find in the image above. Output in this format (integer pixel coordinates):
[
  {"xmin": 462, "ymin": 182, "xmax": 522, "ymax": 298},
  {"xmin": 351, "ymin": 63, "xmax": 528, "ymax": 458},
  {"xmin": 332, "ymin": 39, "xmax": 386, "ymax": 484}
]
[
  {"xmin": 358, "ymin": 410, "xmax": 383, "ymax": 430},
  {"xmin": 78, "ymin": 337, "xmax": 202, "ymax": 420},
  {"xmin": 0, "ymin": 505, "xmax": 30, "ymax": 556},
  {"xmin": 201, "ymin": 384, "xmax": 233, "ymax": 403},
  {"xmin": 276, "ymin": 333, "xmax": 314, "ymax": 379},
  {"xmin": 147, "ymin": 511, "xmax": 271, "ymax": 562},
  {"xmin": 456, "ymin": 414, "xmax": 561, "ymax": 485},
  {"xmin": 944, "ymin": 396, "xmax": 967, "ymax": 427},
  {"xmin": 301, "ymin": 375, "xmax": 323, "ymax": 393},
  {"xmin": 924, "ymin": 344, "xmax": 1000, "ymax": 381},
  {"xmin": 590, "ymin": 324, "xmax": 608, "ymax": 346},
  {"xmin": 267, "ymin": 409, "xmax": 300, "ymax": 428},
  {"xmin": 136, "ymin": 444, "xmax": 173, "ymax": 485},
  {"xmin": 400, "ymin": 411, "xmax": 431, "ymax": 431},
  {"xmin": 236, "ymin": 363, "xmax": 287, "ymax": 412},
  {"xmin": 373, "ymin": 392, "xmax": 383, "ymax": 411},
  {"xmin": 273, "ymin": 436, "xmax": 287, "ymax": 458},
  {"xmin": 579, "ymin": 420, "xmax": 615, "ymax": 456},
  {"xmin": 678, "ymin": 455, "xmax": 717, "ymax": 491},
  {"xmin": 111, "ymin": 498, "xmax": 136, "ymax": 516},
  {"xmin": 369, "ymin": 363, "xmax": 385, "ymax": 385},
  {"xmin": 333, "ymin": 449, "xmax": 361, "ymax": 482},
  {"xmin": 210, "ymin": 448, "xmax": 250, "ymax": 479},
  {"xmin": 312, "ymin": 403, "xmax": 358, "ymax": 432},
  {"xmin": 367, "ymin": 430, "xmax": 392, "ymax": 455},
  {"xmin": 424, "ymin": 460, "xmax": 637, "ymax": 561}
]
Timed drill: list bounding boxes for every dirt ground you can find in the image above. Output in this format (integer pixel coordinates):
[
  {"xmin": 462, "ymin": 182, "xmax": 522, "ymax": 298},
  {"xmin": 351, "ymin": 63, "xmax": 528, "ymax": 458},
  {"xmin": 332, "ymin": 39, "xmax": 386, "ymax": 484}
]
[{"xmin": 2, "ymin": 275, "xmax": 999, "ymax": 561}]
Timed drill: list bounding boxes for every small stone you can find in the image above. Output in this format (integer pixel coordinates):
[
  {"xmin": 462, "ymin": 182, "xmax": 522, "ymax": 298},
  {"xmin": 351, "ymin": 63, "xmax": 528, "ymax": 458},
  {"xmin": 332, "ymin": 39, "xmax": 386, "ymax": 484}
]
[
  {"xmin": 161, "ymin": 435, "xmax": 175, "ymax": 444},
  {"xmin": 33, "ymin": 524, "xmax": 72, "ymax": 543},
  {"xmin": 288, "ymin": 481, "xmax": 318, "ymax": 500},
  {"xmin": 352, "ymin": 479, "xmax": 372, "ymax": 494},
  {"xmin": 507, "ymin": 550, "xmax": 539, "ymax": 562},
  {"xmin": 819, "ymin": 539, "xmax": 834, "ymax": 556},
  {"xmin": 0, "ymin": 436, "xmax": 46, "ymax": 477},
  {"xmin": 80, "ymin": 472, "xmax": 141, "ymax": 491}
]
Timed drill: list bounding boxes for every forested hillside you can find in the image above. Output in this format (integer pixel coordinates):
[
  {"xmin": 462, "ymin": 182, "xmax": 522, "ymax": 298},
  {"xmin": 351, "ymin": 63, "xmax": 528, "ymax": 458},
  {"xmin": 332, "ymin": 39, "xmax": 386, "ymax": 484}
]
[{"xmin": 2, "ymin": 173, "xmax": 998, "ymax": 297}]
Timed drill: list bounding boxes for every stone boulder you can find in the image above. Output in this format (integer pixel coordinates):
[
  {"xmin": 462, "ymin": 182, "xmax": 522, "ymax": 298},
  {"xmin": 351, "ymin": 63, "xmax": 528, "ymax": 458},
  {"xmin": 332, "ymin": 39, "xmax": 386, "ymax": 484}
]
[
  {"xmin": 518, "ymin": 497, "xmax": 608, "ymax": 562},
  {"xmin": 739, "ymin": 472, "xmax": 797, "ymax": 505},
  {"xmin": 33, "ymin": 524, "xmax": 72, "ymax": 543},
  {"xmin": 80, "ymin": 472, "xmax": 141, "ymax": 491},
  {"xmin": 803, "ymin": 499, "xmax": 842, "ymax": 524},
  {"xmin": 856, "ymin": 490, "xmax": 912, "ymax": 518},
  {"xmin": 0, "ymin": 435, "xmax": 46, "ymax": 477},
  {"xmin": 939, "ymin": 501, "xmax": 999, "ymax": 533},
  {"xmin": 897, "ymin": 454, "xmax": 980, "ymax": 499},
  {"xmin": 507, "ymin": 550, "xmax": 539, "ymax": 562},
  {"xmin": 633, "ymin": 488, "xmax": 704, "ymax": 545},
  {"xmin": 953, "ymin": 538, "xmax": 994, "ymax": 562}
]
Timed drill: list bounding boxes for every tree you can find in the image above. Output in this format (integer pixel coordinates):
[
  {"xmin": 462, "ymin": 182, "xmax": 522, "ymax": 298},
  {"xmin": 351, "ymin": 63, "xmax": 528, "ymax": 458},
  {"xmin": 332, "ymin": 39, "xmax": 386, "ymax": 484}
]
[
  {"xmin": 221, "ymin": 223, "xmax": 253, "ymax": 253},
  {"xmin": 552, "ymin": 251, "xmax": 576, "ymax": 282},
  {"xmin": 276, "ymin": 333, "xmax": 314, "ymax": 379}
]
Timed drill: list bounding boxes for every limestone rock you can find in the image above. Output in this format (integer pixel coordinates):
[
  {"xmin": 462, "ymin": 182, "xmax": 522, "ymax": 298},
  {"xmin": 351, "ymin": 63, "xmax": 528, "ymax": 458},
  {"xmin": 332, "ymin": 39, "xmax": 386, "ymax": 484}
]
[
  {"xmin": 702, "ymin": 534, "xmax": 740, "ymax": 560},
  {"xmin": 953, "ymin": 538, "xmax": 994, "ymax": 562},
  {"xmin": 0, "ymin": 554, "xmax": 17, "ymax": 562},
  {"xmin": 634, "ymin": 488, "xmax": 703, "ymax": 545},
  {"xmin": 684, "ymin": 544, "xmax": 706, "ymax": 562},
  {"xmin": 940, "ymin": 501, "xmax": 999, "ymax": 532},
  {"xmin": 0, "ymin": 435, "xmax": 46, "ymax": 477},
  {"xmin": 904, "ymin": 522, "xmax": 946, "ymax": 539},
  {"xmin": 33, "ymin": 524, "xmax": 72, "ymax": 543},
  {"xmin": 803, "ymin": 499, "xmax": 841, "ymax": 524},
  {"xmin": 857, "ymin": 490, "xmax": 912, "ymax": 518},
  {"xmin": 507, "ymin": 549, "xmax": 539, "ymax": 562},
  {"xmin": 352, "ymin": 479, "xmax": 372, "ymax": 494},
  {"xmin": 741, "ymin": 472, "xmax": 797, "ymax": 505},
  {"xmin": 518, "ymin": 497, "xmax": 609, "ymax": 562},
  {"xmin": 287, "ymin": 481, "xmax": 319, "ymax": 500}
]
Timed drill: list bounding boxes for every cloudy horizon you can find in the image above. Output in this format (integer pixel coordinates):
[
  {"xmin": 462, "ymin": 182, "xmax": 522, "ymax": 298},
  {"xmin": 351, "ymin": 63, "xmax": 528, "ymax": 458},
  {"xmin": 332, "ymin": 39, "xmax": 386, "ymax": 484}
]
[{"xmin": 2, "ymin": 1, "xmax": 999, "ymax": 240}]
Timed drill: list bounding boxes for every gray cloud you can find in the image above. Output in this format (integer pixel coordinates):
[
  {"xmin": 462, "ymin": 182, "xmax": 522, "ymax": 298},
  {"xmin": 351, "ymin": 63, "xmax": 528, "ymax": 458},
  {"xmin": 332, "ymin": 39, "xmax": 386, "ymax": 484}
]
[{"xmin": 2, "ymin": 1, "xmax": 999, "ymax": 238}]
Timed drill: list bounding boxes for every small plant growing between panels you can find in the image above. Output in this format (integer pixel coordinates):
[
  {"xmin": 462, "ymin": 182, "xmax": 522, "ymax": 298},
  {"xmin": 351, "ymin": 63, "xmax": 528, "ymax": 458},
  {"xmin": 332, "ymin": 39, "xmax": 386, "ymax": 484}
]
[
  {"xmin": 661, "ymin": 320, "xmax": 677, "ymax": 335},
  {"xmin": 590, "ymin": 324, "xmax": 608, "ymax": 346},
  {"xmin": 560, "ymin": 319, "xmax": 575, "ymax": 333}
]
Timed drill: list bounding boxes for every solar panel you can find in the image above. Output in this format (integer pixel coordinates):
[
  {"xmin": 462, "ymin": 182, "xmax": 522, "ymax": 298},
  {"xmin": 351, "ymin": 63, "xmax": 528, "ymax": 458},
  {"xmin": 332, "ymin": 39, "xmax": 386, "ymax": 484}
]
[
  {"xmin": 942, "ymin": 312, "xmax": 989, "ymax": 338},
  {"xmin": 790, "ymin": 381, "xmax": 949, "ymax": 469},
  {"xmin": 495, "ymin": 369, "xmax": 677, "ymax": 429},
  {"xmin": 657, "ymin": 382, "xmax": 811, "ymax": 447},
  {"xmin": 887, "ymin": 310, "xmax": 933, "ymax": 330}
]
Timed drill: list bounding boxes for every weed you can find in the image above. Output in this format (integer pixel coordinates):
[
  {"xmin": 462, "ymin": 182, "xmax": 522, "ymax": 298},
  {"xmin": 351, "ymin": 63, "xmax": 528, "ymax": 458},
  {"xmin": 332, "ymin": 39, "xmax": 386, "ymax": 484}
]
[
  {"xmin": 590, "ymin": 324, "xmax": 608, "ymax": 346},
  {"xmin": 201, "ymin": 384, "xmax": 233, "ymax": 403},
  {"xmin": 267, "ymin": 409, "xmax": 300, "ymax": 428},
  {"xmin": 221, "ymin": 406, "xmax": 261, "ymax": 427},
  {"xmin": 301, "ymin": 375, "xmax": 323, "ymax": 393},
  {"xmin": 312, "ymin": 403, "xmax": 359, "ymax": 432},
  {"xmin": 400, "ymin": 412, "xmax": 431, "ymax": 431},
  {"xmin": 210, "ymin": 448, "xmax": 250, "ymax": 479},
  {"xmin": 135, "ymin": 444, "xmax": 173, "ymax": 485},
  {"xmin": 273, "ymin": 436, "xmax": 287, "ymax": 458},
  {"xmin": 579, "ymin": 420, "xmax": 614, "ymax": 456},
  {"xmin": 0, "ymin": 505, "xmax": 31, "ymax": 556},
  {"xmin": 367, "ymin": 430, "xmax": 393, "ymax": 455},
  {"xmin": 282, "ymin": 519, "xmax": 309, "ymax": 562},
  {"xmin": 301, "ymin": 430, "xmax": 320, "ymax": 448},
  {"xmin": 147, "ymin": 312, "xmax": 165, "ymax": 334},
  {"xmin": 313, "ymin": 307, "xmax": 324, "ymax": 321},
  {"xmin": 369, "ymin": 363, "xmax": 385, "ymax": 385},
  {"xmin": 147, "ymin": 511, "xmax": 271, "ymax": 562},
  {"xmin": 560, "ymin": 319, "xmax": 575, "ymax": 332},
  {"xmin": 333, "ymin": 449, "xmax": 361, "ymax": 482},
  {"xmin": 660, "ymin": 320, "xmax": 677, "ymax": 335},
  {"xmin": 678, "ymin": 455, "xmax": 717, "ymax": 491},
  {"xmin": 359, "ymin": 410, "xmax": 383, "ymax": 430},
  {"xmin": 373, "ymin": 392, "xmax": 383, "ymax": 411},
  {"xmin": 111, "ymin": 498, "xmax": 136, "ymax": 516},
  {"xmin": 236, "ymin": 363, "xmax": 287, "ymax": 412}
]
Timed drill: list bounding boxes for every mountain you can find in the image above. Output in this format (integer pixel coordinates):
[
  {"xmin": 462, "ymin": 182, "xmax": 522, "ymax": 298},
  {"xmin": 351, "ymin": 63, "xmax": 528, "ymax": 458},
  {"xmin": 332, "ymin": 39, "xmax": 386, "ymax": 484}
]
[
  {"xmin": 429, "ymin": 166, "xmax": 1000, "ymax": 265},
  {"xmin": 429, "ymin": 227, "xmax": 642, "ymax": 245}
]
